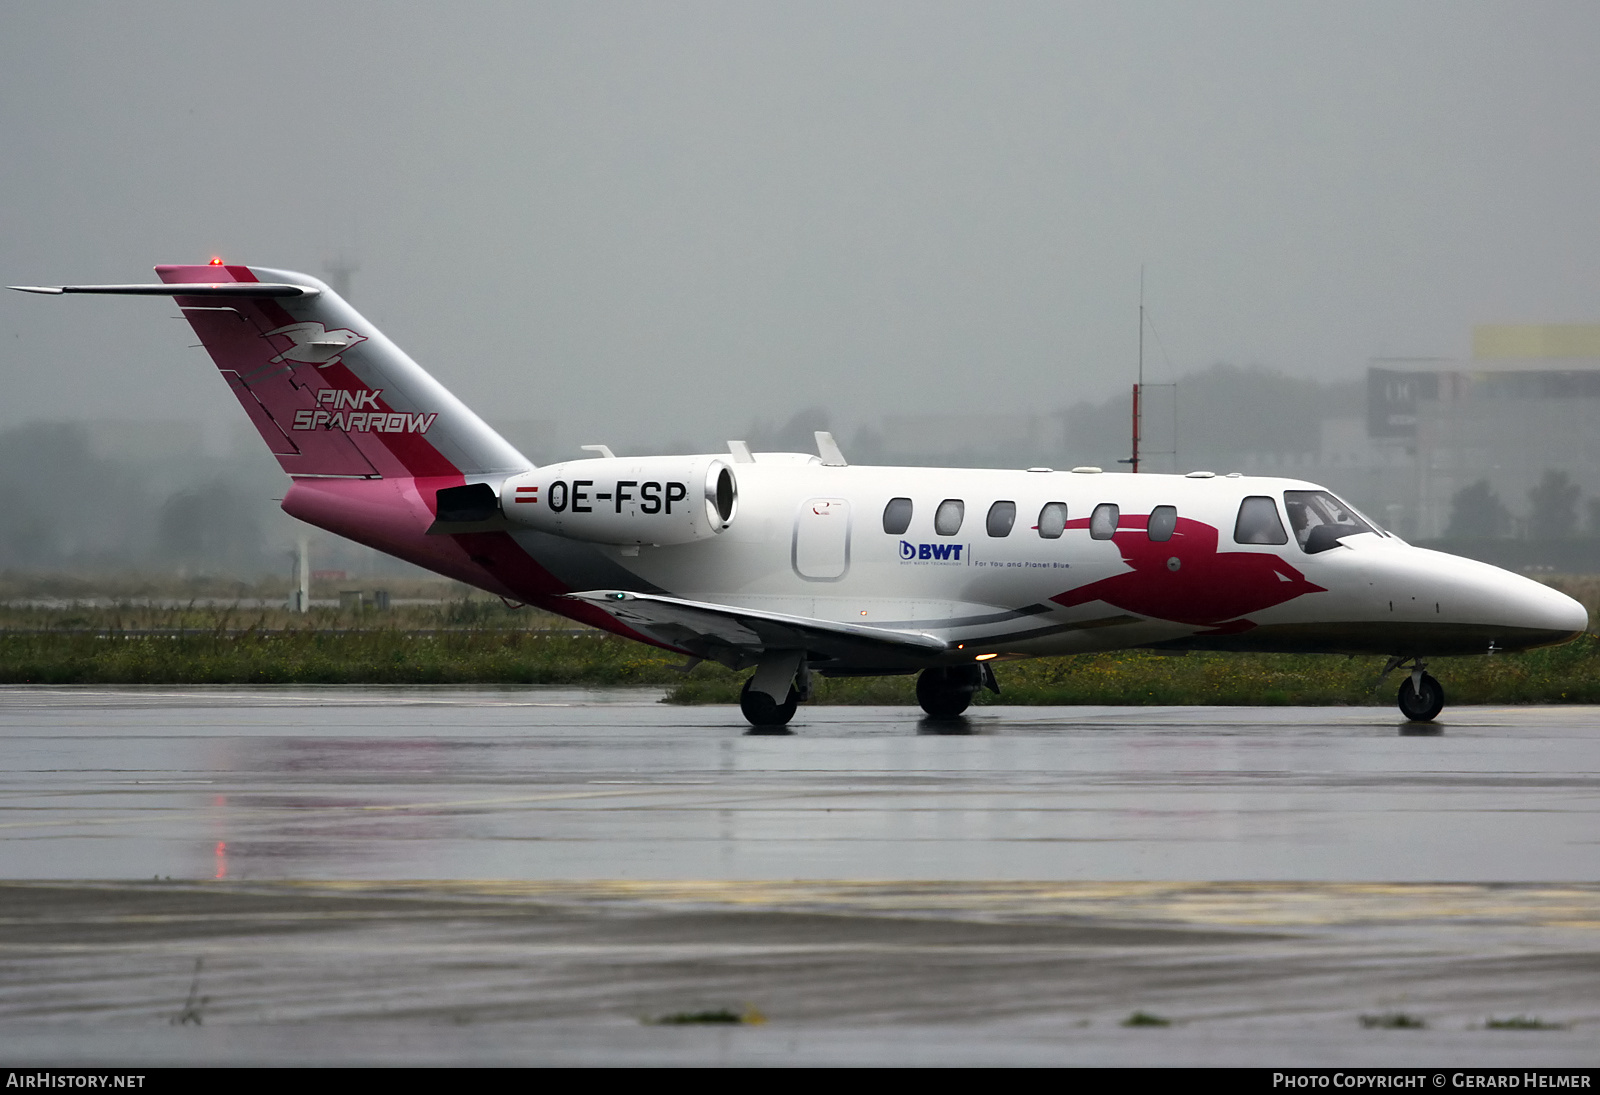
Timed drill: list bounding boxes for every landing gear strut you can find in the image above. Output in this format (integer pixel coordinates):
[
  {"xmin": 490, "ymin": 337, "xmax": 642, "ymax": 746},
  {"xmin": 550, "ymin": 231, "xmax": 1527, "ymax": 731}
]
[
  {"xmin": 1384, "ymin": 657, "xmax": 1445, "ymax": 722},
  {"xmin": 916, "ymin": 664, "xmax": 997, "ymax": 719}
]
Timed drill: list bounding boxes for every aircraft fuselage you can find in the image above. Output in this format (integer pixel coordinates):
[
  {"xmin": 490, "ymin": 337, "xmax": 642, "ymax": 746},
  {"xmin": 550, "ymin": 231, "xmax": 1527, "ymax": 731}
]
[{"xmin": 504, "ymin": 460, "xmax": 1586, "ymax": 663}]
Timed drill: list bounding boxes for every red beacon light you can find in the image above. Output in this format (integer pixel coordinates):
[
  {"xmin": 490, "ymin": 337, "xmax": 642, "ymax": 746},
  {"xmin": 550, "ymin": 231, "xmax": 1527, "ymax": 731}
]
[{"xmin": 208, "ymin": 256, "xmax": 224, "ymax": 266}]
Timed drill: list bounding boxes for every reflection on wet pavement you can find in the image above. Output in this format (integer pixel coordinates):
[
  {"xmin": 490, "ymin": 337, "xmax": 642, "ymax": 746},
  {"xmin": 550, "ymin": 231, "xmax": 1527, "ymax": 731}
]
[
  {"xmin": 3, "ymin": 687, "xmax": 1599, "ymax": 1063},
  {"xmin": 1, "ymin": 687, "xmax": 1596, "ymax": 881}
]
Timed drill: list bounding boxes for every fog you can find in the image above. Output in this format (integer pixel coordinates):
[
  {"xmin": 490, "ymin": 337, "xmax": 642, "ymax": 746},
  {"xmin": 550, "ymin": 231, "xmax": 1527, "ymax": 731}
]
[{"xmin": 3, "ymin": 3, "xmax": 1599, "ymax": 577}]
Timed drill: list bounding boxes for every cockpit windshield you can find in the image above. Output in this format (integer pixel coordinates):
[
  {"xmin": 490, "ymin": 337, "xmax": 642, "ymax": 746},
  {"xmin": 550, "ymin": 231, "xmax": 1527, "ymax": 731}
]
[{"xmin": 1282, "ymin": 490, "xmax": 1378, "ymax": 554}]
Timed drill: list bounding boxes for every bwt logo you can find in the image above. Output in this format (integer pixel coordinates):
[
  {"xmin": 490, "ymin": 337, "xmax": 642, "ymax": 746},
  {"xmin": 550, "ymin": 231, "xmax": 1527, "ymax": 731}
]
[{"xmin": 900, "ymin": 540, "xmax": 965, "ymax": 562}]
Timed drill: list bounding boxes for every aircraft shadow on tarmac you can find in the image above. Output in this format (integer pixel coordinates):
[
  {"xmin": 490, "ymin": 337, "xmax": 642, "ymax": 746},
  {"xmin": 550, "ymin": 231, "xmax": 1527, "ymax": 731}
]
[
  {"xmin": 742, "ymin": 715, "xmax": 977, "ymax": 736},
  {"xmin": 917, "ymin": 716, "xmax": 975, "ymax": 735},
  {"xmin": 744, "ymin": 714, "xmax": 1442, "ymax": 737}
]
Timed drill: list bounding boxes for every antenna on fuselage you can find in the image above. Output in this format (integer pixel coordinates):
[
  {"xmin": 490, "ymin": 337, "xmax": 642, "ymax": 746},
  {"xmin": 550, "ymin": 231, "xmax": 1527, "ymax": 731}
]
[
  {"xmin": 1118, "ymin": 267, "xmax": 1178, "ymax": 474},
  {"xmin": 1118, "ymin": 267, "xmax": 1145, "ymax": 473}
]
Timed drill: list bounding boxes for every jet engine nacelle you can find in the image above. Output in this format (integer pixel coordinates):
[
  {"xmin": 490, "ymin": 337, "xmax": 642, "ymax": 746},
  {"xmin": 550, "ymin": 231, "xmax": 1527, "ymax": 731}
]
[{"xmin": 500, "ymin": 456, "xmax": 737, "ymax": 545}]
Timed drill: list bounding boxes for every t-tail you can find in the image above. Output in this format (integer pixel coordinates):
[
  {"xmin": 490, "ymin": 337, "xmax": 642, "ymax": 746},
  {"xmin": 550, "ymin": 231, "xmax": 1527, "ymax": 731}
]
[
  {"xmin": 14, "ymin": 263, "xmax": 529, "ymax": 480},
  {"xmin": 163, "ymin": 263, "xmax": 529, "ymax": 480},
  {"xmin": 7, "ymin": 264, "xmax": 583, "ymax": 606}
]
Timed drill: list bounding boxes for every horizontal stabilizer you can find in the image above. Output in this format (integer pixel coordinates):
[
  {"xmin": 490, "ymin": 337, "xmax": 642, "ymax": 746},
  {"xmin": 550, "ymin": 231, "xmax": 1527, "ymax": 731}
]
[
  {"xmin": 564, "ymin": 590, "xmax": 947, "ymax": 670},
  {"xmin": 8, "ymin": 283, "xmax": 318, "ymax": 298}
]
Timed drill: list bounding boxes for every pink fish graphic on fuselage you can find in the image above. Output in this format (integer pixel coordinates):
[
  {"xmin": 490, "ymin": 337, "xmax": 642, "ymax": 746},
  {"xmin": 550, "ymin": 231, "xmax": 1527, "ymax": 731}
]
[{"xmin": 1052, "ymin": 514, "xmax": 1325, "ymax": 632}]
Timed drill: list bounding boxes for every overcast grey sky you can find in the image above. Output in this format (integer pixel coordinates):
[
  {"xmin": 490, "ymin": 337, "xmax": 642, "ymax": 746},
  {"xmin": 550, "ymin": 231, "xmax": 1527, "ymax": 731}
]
[{"xmin": 4, "ymin": 1, "xmax": 1599, "ymax": 451}]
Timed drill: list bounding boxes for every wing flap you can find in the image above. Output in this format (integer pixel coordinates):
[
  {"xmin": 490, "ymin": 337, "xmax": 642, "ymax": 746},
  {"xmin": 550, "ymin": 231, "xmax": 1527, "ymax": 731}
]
[{"xmin": 564, "ymin": 590, "xmax": 947, "ymax": 670}]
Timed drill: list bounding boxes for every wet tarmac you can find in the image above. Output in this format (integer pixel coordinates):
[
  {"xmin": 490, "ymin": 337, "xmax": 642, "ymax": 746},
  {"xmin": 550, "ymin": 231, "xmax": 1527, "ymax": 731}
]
[
  {"xmin": 2, "ymin": 686, "xmax": 1598, "ymax": 1065},
  {"xmin": 3, "ymin": 686, "xmax": 1598, "ymax": 882}
]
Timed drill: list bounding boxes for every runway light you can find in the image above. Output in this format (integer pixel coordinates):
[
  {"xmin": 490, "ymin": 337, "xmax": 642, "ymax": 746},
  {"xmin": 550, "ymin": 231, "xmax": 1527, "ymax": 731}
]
[
  {"xmin": 975, "ymin": 653, "xmax": 999, "ymax": 661},
  {"xmin": 209, "ymin": 256, "xmax": 224, "ymax": 266}
]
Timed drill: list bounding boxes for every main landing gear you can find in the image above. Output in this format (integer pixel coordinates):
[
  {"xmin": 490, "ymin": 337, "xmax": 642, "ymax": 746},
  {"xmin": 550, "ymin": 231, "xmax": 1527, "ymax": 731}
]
[
  {"xmin": 739, "ymin": 653, "xmax": 810, "ymax": 729},
  {"xmin": 916, "ymin": 663, "xmax": 1000, "ymax": 720},
  {"xmin": 1384, "ymin": 657, "xmax": 1445, "ymax": 722},
  {"xmin": 735, "ymin": 659, "xmax": 1003, "ymax": 727},
  {"xmin": 739, "ymin": 676, "xmax": 799, "ymax": 728}
]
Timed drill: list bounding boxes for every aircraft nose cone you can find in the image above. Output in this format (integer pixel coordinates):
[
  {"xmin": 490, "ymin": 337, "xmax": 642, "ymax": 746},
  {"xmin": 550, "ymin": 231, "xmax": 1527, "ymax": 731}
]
[
  {"xmin": 1529, "ymin": 583, "xmax": 1589, "ymax": 640},
  {"xmin": 1394, "ymin": 547, "xmax": 1589, "ymax": 651}
]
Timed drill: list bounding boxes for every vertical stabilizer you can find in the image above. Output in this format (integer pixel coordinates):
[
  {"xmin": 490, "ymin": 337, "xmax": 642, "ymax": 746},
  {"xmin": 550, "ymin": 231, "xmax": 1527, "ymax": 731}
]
[{"xmin": 156, "ymin": 264, "xmax": 530, "ymax": 480}]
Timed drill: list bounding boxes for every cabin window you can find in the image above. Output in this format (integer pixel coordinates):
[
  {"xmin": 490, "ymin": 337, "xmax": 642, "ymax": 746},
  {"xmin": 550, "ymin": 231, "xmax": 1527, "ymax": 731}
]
[
  {"xmin": 986, "ymin": 501, "xmax": 1016, "ymax": 537},
  {"xmin": 1089, "ymin": 503, "xmax": 1119, "ymax": 540},
  {"xmin": 882, "ymin": 497, "xmax": 913, "ymax": 535},
  {"xmin": 1283, "ymin": 490, "xmax": 1375, "ymax": 554},
  {"xmin": 934, "ymin": 499, "xmax": 965, "ymax": 536},
  {"xmin": 1037, "ymin": 501, "xmax": 1068, "ymax": 539},
  {"xmin": 1234, "ymin": 496, "xmax": 1288, "ymax": 545},
  {"xmin": 1147, "ymin": 505, "xmax": 1177, "ymax": 542}
]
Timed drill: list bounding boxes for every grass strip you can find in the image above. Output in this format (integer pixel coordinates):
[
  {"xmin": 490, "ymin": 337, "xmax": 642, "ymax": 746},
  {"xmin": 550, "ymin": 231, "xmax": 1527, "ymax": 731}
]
[
  {"xmin": 3, "ymin": 630, "xmax": 1599, "ymax": 705},
  {"xmin": 0, "ymin": 631, "xmax": 680, "ymax": 686}
]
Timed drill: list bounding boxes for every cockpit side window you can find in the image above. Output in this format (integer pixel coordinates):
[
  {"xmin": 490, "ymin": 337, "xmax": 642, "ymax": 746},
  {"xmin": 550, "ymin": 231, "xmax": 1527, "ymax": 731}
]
[
  {"xmin": 1234, "ymin": 496, "xmax": 1289, "ymax": 545},
  {"xmin": 986, "ymin": 501, "xmax": 1016, "ymax": 537},
  {"xmin": 1283, "ymin": 490, "xmax": 1375, "ymax": 554},
  {"xmin": 1089, "ymin": 503, "xmax": 1119, "ymax": 540},
  {"xmin": 934, "ymin": 498, "xmax": 965, "ymax": 536},
  {"xmin": 1037, "ymin": 502, "xmax": 1067, "ymax": 539},
  {"xmin": 882, "ymin": 497, "xmax": 913, "ymax": 535}
]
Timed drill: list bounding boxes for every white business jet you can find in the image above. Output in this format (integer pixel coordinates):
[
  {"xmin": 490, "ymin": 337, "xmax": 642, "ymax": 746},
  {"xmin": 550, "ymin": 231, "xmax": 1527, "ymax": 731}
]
[{"xmin": 12, "ymin": 263, "xmax": 1587, "ymax": 726}]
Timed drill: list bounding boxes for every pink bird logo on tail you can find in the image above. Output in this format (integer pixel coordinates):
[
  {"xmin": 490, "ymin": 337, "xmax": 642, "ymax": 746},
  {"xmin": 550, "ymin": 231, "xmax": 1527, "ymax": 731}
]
[{"xmin": 262, "ymin": 322, "xmax": 367, "ymax": 368}]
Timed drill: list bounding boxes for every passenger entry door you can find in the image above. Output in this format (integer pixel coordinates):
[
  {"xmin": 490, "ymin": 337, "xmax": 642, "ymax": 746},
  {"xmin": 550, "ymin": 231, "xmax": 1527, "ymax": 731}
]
[{"xmin": 793, "ymin": 498, "xmax": 851, "ymax": 581}]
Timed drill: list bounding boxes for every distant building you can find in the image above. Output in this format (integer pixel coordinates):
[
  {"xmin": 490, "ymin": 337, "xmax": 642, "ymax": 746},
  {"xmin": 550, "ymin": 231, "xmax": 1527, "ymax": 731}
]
[{"xmin": 1367, "ymin": 325, "xmax": 1600, "ymax": 539}]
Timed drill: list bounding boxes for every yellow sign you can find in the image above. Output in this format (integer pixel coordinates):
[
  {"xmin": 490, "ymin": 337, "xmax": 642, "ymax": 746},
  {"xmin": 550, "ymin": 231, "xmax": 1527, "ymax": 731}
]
[{"xmin": 1473, "ymin": 325, "xmax": 1600, "ymax": 359}]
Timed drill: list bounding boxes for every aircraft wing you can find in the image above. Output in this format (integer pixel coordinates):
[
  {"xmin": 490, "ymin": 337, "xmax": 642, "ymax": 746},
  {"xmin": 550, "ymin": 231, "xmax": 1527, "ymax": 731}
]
[{"xmin": 563, "ymin": 590, "xmax": 948, "ymax": 670}]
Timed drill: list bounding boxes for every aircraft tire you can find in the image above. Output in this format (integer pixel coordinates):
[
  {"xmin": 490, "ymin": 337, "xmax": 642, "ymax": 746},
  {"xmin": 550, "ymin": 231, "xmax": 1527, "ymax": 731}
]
[
  {"xmin": 916, "ymin": 666, "xmax": 981, "ymax": 719},
  {"xmin": 739, "ymin": 677, "xmax": 799, "ymax": 727},
  {"xmin": 1397, "ymin": 672, "xmax": 1445, "ymax": 722}
]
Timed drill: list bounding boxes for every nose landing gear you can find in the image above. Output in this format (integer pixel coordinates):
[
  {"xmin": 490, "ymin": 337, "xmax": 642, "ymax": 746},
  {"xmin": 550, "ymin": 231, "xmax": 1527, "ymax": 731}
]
[
  {"xmin": 1398, "ymin": 671, "xmax": 1444, "ymax": 722},
  {"xmin": 1383, "ymin": 657, "xmax": 1445, "ymax": 722}
]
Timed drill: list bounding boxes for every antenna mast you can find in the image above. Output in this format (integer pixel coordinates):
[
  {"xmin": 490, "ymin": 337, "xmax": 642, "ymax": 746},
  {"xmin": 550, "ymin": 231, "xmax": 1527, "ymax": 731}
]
[{"xmin": 1132, "ymin": 266, "xmax": 1144, "ymax": 473}]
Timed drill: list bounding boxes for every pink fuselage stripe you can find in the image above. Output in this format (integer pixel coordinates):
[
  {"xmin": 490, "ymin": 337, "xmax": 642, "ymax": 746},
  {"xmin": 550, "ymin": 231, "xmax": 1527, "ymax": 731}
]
[{"xmin": 281, "ymin": 476, "xmax": 672, "ymax": 649}]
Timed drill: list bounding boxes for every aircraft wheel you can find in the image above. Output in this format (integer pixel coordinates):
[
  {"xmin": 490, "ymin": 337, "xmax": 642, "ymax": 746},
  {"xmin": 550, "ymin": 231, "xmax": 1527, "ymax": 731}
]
[
  {"xmin": 1397, "ymin": 672, "xmax": 1445, "ymax": 722},
  {"xmin": 917, "ymin": 666, "xmax": 982, "ymax": 719},
  {"xmin": 740, "ymin": 676, "xmax": 798, "ymax": 727}
]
